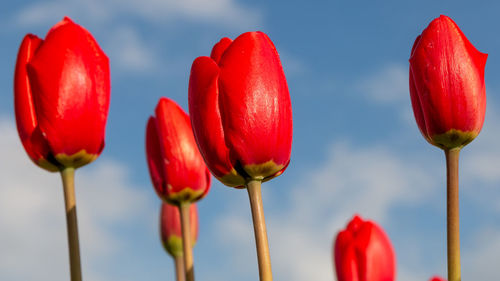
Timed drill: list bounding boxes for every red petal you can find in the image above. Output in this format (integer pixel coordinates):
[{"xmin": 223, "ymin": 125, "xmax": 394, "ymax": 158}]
[
  {"xmin": 14, "ymin": 35, "xmax": 51, "ymax": 163},
  {"xmin": 210, "ymin": 37, "xmax": 233, "ymax": 64},
  {"xmin": 154, "ymin": 98, "xmax": 211, "ymax": 202},
  {"xmin": 26, "ymin": 17, "xmax": 110, "ymax": 157},
  {"xmin": 146, "ymin": 117, "xmax": 166, "ymax": 196},
  {"xmin": 189, "ymin": 56, "xmax": 244, "ymax": 187},
  {"xmin": 218, "ymin": 31, "xmax": 292, "ymax": 179},
  {"xmin": 334, "ymin": 216, "xmax": 395, "ymax": 281},
  {"xmin": 409, "ymin": 15, "xmax": 486, "ymax": 140},
  {"xmin": 334, "ymin": 230, "xmax": 359, "ymax": 281}
]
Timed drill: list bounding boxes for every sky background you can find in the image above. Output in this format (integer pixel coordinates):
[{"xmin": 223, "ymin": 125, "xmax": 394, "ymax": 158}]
[{"xmin": 1, "ymin": 0, "xmax": 500, "ymax": 280}]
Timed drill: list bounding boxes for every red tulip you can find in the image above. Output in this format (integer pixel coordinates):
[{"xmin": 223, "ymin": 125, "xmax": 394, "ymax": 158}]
[
  {"xmin": 429, "ymin": 276, "xmax": 446, "ymax": 281},
  {"xmin": 188, "ymin": 31, "xmax": 292, "ymax": 187},
  {"xmin": 160, "ymin": 203, "xmax": 198, "ymax": 257},
  {"xmin": 409, "ymin": 15, "xmax": 487, "ymax": 149},
  {"xmin": 14, "ymin": 17, "xmax": 110, "ymax": 171},
  {"xmin": 146, "ymin": 97, "xmax": 211, "ymax": 204},
  {"xmin": 334, "ymin": 215, "xmax": 395, "ymax": 281}
]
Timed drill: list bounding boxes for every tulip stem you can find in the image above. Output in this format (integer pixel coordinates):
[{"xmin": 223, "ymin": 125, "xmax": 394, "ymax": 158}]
[
  {"xmin": 174, "ymin": 256, "xmax": 186, "ymax": 281},
  {"xmin": 179, "ymin": 202, "xmax": 195, "ymax": 281},
  {"xmin": 445, "ymin": 148, "xmax": 461, "ymax": 281},
  {"xmin": 60, "ymin": 167, "xmax": 83, "ymax": 281},
  {"xmin": 246, "ymin": 179, "xmax": 273, "ymax": 281}
]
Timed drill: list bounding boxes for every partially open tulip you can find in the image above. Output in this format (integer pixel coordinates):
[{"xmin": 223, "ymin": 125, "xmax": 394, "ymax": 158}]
[
  {"xmin": 14, "ymin": 16, "xmax": 110, "ymax": 171},
  {"xmin": 334, "ymin": 215, "xmax": 395, "ymax": 281},
  {"xmin": 189, "ymin": 31, "xmax": 292, "ymax": 187},
  {"xmin": 429, "ymin": 277, "xmax": 446, "ymax": 281},
  {"xmin": 146, "ymin": 97, "xmax": 211, "ymax": 204},
  {"xmin": 160, "ymin": 203, "xmax": 198, "ymax": 258},
  {"xmin": 409, "ymin": 15, "xmax": 487, "ymax": 149}
]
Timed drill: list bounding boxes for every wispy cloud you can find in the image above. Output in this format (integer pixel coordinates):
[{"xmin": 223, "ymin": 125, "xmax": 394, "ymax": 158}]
[
  {"xmin": 359, "ymin": 63, "xmax": 408, "ymax": 105},
  {"xmin": 214, "ymin": 140, "xmax": 438, "ymax": 281},
  {"xmin": 13, "ymin": 0, "xmax": 261, "ymax": 28},
  {"xmin": 0, "ymin": 117, "xmax": 157, "ymax": 281},
  {"xmin": 106, "ymin": 27, "xmax": 159, "ymax": 73}
]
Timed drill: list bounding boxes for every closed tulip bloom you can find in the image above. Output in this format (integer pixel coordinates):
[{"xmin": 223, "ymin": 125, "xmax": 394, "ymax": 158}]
[
  {"xmin": 334, "ymin": 215, "xmax": 395, "ymax": 281},
  {"xmin": 189, "ymin": 31, "xmax": 292, "ymax": 187},
  {"xmin": 14, "ymin": 16, "xmax": 110, "ymax": 171},
  {"xmin": 146, "ymin": 97, "xmax": 211, "ymax": 204},
  {"xmin": 409, "ymin": 15, "xmax": 487, "ymax": 149},
  {"xmin": 160, "ymin": 203, "xmax": 198, "ymax": 258},
  {"xmin": 429, "ymin": 277, "xmax": 446, "ymax": 281}
]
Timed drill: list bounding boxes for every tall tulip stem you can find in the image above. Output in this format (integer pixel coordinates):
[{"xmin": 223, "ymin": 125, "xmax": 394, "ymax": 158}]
[
  {"xmin": 246, "ymin": 179, "xmax": 273, "ymax": 281},
  {"xmin": 179, "ymin": 202, "xmax": 195, "ymax": 281},
  {"xmin": 445, "ymin": 148, "xmax": 461, "ymax": 281},
  {"xmin": 60, "ymin": 167, "xmax": 82, "ymax": 281},
  {"xmin": 174, "ymin": 256, "xmax": 186, "ymax": 281}
]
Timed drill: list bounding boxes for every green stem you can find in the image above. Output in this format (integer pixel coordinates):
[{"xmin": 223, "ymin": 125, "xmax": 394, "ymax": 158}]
[
  {"xmin": 179, "ymin": 202, "xmax": 194, "ymax": 281},
  {"xmin": 60, "ymin": 167, "xmax": 82, "ymax": 281},
  {"xmin": 445, "ymin": 148, "xmax": 461, "ymax": 281},
  {"xmin": 174, "ymin": 255, "xmax": 185, "ymax": 281},
  {"xmin": 246, "ymin": 179, "xmax": 273, "ymax": 281}
]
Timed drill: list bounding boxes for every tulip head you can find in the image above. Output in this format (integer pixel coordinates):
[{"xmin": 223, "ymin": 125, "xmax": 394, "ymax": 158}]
[
  {"xmin": 334, "ymin": 215, "xmax": 395, "ymax": 281},
  {"xmin": 160, "ymin": 203, "xmax": 198, "ymax": 258},
  {"xmin": 189, "ymin": 31, "xmax": 293, "ymax": 188},
  {"xmin": 146, "ymin": 98, "xmax": 211, "ymax": 204},
  {"xmin": 409, "ymin": 15, "xmax": 487, "ymax": 150},
  {"xmin": 14, "ymin": 17, "xmax": 110, "ymax": 172},
  {"xmin": 429, "ymin": 276, "xmax": 446, "ymax": 281}
]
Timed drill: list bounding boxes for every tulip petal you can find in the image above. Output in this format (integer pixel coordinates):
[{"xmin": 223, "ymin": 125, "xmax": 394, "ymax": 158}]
[
  {"xmin": 189, "ymin": 56, "xmax": 245, "ymax": 187},
  {"xmin": 154, "ymin": 98, "xmax": 211, "ymax": 202},
  {"xmin": 26, "ymin": 17, "xmax": 110, "ymax": 160},
  {"xmin": 210, "ymin": 37, "xmax": 233, "ymax": 64},
  {"xmin": 334, "ymin": 215, "xmax": 395, "ymax": 281},
  {"xmin": 14, "ymin": 34, "xmax": 60, "ymax": 171},
  {"xmin": 218, "ymin": 31, "xmax": 292, "ymax": 180},
  {"xmin": 146, "ymin": 117, "xmax": 166, "ymax": 196},
  {"xmin": 334, "ymin": 230, "xmax": 360, "ymax": 281}
]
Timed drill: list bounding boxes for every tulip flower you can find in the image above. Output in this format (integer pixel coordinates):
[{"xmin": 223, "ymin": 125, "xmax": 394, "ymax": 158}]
[
  {"xmin": 409, "ymin": 15, "xmax": 487, "ymax": 281},
  {"xmin": 146, "ymin": 97, "xmax": 211, "ymax": 281},
  {"xmin": 334, "ymin": 215, "xmax": 395, "ymax": 281},
  {"xmin": 189, "ymin": 31, "xmax": 292, "ymax": 281},
  {"xmin": 13, "ymin": 17, "xmax": 110, "ymax": 281},
  {"xmin": 189, "ymin": 32, "xmax": 292, "ymax": 188},
  {"xmin": 429, "ymin": 277, "xmax": 446, "ymax": 281},
  {"xmin": 160, "ymin": 203, "xmax": 198, "ymax": 281},
  {"xmin": 14, "ymin": 16, "xmax": 110, "ymax": 172},
  {"xmin": 409, "ymin": 15, "xmax": 487, "ymax": 150}
]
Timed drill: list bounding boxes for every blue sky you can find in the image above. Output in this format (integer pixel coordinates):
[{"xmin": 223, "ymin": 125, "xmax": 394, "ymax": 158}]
[{"xmin": 1, "ymin": 0, "xmax": 500, "ymax": 280}]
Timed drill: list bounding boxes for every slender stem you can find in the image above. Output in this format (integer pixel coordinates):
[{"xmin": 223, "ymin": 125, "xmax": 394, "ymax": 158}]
[
  {"xmin": 174, "ymin": 256, "xmax": 186, "ymax": 281},
  {"xmin": 179, "ymin": 202, "xmax": 194, "ymax": 281},
  {"xmin": 445, "ymin": 148, "xmax": 461, "ymax": 281},
  {"xmin": 246, "ymin": 179, "xmax": 273, "ymax": 281},
  {"xmin": 60, "ymin": 167, "xmax": 82, "ymax": 281}
]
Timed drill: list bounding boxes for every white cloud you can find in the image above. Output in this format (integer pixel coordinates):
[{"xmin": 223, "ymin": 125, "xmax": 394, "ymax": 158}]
[
  {"xmin": 106, "ymin": 27, "xmax": 158, "ymax": 73},
  {"xmin": 0, "ymin": 118, "xmax": 156, "ymax": 281},
  {"xmin": 14, "ymin": 0, "xmax": 260, "ymax": 28},
  {"xmin": 215, "ymin": 141, "xmax": 437, "ymax": 281},
  {"xmin": 359, "ymin": 63, "xmax": 409, "ymax": 104},
  {"xmin": 464, "ymin": 226, "xmax": 500, "ymax": 279}
]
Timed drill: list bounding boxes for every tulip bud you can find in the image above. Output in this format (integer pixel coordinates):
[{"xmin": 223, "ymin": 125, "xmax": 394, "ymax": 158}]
[
  {"xmin": 189, "ymin": 31, "xmax": 293, "ymax": 187},
  {"xmin": 333, "ymin": 215, "xmax": 395, "ymax": 281},
  {"xmin": 146, "ymin": 97, "xmax": 211, "ymax": 204},
  {"xmin": 160, "ymin": 203, "xmax": 198, "ymax": 257},
  {"xmin": 429, "ymin": 276, "xmax": 446, "ymax": 281},
  {"xmin": 409, "ymin": 15, "xmax": 487, "ymax": 149},
  {"xmin": 14, "ymin": 17, "xmax": 110, "ymax": 171}
]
